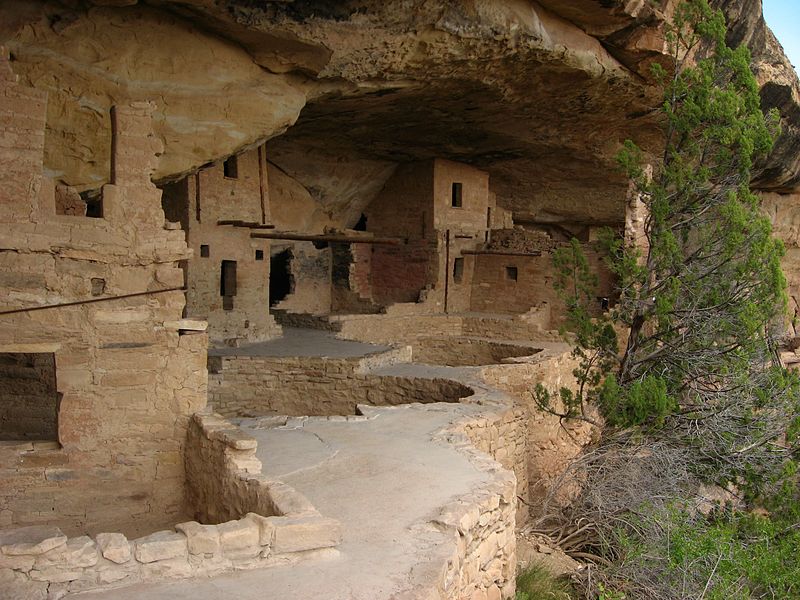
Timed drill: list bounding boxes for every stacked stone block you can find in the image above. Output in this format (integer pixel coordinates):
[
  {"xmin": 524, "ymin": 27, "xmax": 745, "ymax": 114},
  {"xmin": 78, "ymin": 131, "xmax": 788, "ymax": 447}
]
[
  {"xmin": 1, "ymin": 412, "xmax": 342, "ymax": 597},
  {"xmin": 0, "ymin": 48, "xmax": 207, "ymax": 536},
  {"xmin": 208, "ymin": 350, "xmax": 470, "ymax": 418}
]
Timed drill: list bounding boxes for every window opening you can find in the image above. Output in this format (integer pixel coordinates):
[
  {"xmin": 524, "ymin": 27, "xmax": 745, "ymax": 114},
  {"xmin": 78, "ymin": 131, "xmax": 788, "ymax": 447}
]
[
  {"xmin": 221, "ymin": 260, "xmax": 237, "ymax": 311},
  {"xmin": 505, "ymin": 266, "xmax": 518, "ymax": 281},
  {"xmin": 91, "ymin": 278, "xmax": 106, "ymax": 296},
  {"xmin": 453, "ymin": 257, "xmax": 465, "ymax": 283},
  {"xmin": 0, "ymin": 353, "xmax": 60, "ymax": 442},
  {"xmin": 200, "ymin": 245, "xmax": 210, "ymax": 258},
  {"xmin": 159, "ymin": 179, "xmax": 190, "ymax": 230},
  {"xmin": 223, "ymin": 156, "xmax": 239, "ymax": 179},
  {"xmin": 255, "ymin": 249, "xmax": 264, "ymax": 261},
  {"xmin": 270, "ymin": 249, "xmax": 294, "ymax": 307},
  {"xmin": 451, "ymin": 182, "xmax": 463, "ymax": 208},
  {"xmin": 81, "ymin": 190, "xmax": 103, "ymax": 218}
]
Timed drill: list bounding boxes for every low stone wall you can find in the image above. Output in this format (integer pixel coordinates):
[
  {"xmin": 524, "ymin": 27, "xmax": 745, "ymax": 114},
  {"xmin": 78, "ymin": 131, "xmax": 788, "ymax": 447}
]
[
  {"xmin": 481, "ymin": 349, "xmax": 596, "ymax": 510},
  {"xmin": 333, "ymin": 312, "xmax": 562, "ymax": 348},
  {"xmin": 333, "ymin": 313, "xmax": 464, "ymax": 345},
  {"xmin": 461, "ymin": 401, "xmax": 530, "ymax": 527},
  {"xmin": 367, "ymin": 389, "xmax": 520, "ymax": 598},
  {"xmin": 461, "ymin": 313, "xmax": 562, "ymax": 343},
  {"xmin": 434, "ymin": 455, "xmax": 517, "ymax": 600},
  {"xmin": 412, "ymin": 336, "xmax": 541, "ymax": 367},
  {"xmin": 208, "ymin": 351, "xmax": 473, "ymax": 417},
  {"xmin": 0, "ymin": 412, "xmax": 342, "ymax": 598}
]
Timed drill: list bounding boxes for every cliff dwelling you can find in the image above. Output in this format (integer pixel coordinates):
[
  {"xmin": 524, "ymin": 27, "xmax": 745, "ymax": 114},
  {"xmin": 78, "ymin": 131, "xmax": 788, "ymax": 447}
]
[{"xmin": 1, "ymin": 1, "xmax": 799, "ymax": 599}]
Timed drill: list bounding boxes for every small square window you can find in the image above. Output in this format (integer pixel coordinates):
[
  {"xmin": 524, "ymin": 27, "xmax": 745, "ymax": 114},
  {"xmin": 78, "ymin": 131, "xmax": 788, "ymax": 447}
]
[
  {"xmin": 451, "ymin": 182, "xmax": 463, "ymax": 208},
  {"xmin": 505, "ymin": 266, "xmax": 518, "ymax": 281},
  {"xmin": 200, "ymin": 244, "xmax": 210, "ymax": 258},
  {"xmin": 91, "ymin": 278, "xmax": 106, "ymax": 297},
  {"xmin": 255, "ymin": 249, "xmax": 264, "ymax": 261},
  {"xmin": 453, "ymin": 257, "xmax": 464, "ymax": 283},
  {"xmin": 223, "ymin": 156, "xmax": 238, "ymax": 179}
]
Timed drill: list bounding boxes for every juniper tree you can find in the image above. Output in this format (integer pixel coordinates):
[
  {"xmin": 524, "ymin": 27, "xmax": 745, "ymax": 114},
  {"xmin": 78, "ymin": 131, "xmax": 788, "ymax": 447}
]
[
  {"xmin": 532, "ymin": 3, "xmax": 800, "ymax": 597},
  {"xmin": 606, "ymin": 0, "xmax": 800, "ymax": 487},
  {"xmin": 614, "ymin": 0, "xmax": 785, "ymax": 402}
]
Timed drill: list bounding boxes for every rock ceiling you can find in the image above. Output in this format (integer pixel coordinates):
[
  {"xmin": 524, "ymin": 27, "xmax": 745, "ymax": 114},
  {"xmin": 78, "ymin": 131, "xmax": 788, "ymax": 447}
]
[{"xmin": 1, "ymin": 0, "xmax": 798, "ymax": 227}]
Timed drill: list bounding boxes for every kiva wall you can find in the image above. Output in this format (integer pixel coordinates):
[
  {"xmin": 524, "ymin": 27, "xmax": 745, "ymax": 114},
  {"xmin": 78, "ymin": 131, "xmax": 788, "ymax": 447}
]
[{"xmin": 207, "ymin": 350, "xmax": 473, "ymax": 418}]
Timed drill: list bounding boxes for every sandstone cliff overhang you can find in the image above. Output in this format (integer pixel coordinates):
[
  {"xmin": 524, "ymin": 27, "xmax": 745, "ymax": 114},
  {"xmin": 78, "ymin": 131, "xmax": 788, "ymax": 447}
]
[{"xmin": 1, "ymin": 0, "xmax": 798, "ymax": 225}]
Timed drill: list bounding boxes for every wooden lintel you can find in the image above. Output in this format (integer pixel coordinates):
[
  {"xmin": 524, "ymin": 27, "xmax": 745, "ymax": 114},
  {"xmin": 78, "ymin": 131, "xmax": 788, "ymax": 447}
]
[
  {"xmin": 249, "ymin": 231, "xmax": 405, "ymax": 245},
  {"xmin": 217, "ymin": 220, "xmax": 276, "ymax": 229},
  {"xmin": 461, "ymin": 249, "xmax": 543, "ymax": 257}
]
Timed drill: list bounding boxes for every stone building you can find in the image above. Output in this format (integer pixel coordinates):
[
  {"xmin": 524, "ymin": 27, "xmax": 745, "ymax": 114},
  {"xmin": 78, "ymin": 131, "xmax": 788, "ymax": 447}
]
[
  {"xmin": 160, "ymin": 147, "xmax": 281, "ymax": 346},
  {"xmin": 1, "ymin": 0, "xmax": 798, "ymax": 596},
  {"xmin": 0, "ymin": 55, "xmax": 207, "ymax": 538}
]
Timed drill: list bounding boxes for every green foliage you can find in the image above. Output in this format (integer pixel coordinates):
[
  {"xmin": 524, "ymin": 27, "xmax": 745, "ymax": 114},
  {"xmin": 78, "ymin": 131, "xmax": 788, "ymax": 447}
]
[
  {"xmin": 540, "ymin": 0, "xmax": 796, "ymax": 489},
  {"xmin": 603, "ymin": 498, "xmax": 800, "ymax": 599},
  {"xmin": 535, "ymin": 5, "xmax": 800, "ymax": 595},
  {"xmin": 597, "ymin": 374, "xmax": 675, "ymax": 428},
  {"xmin": 515, "ymin": 562, "xmax": 576, "ymax": 600},
  {"xmin": 615, "ymin": 0, "xmax": 785, "ymax": 404},
  {"xmin": 533, "ymin": 239, "xmax": 618, "ymax": 424},
  {"xmin": 596, "ymin": 584, "xmax": 626, "ymax": 600}
]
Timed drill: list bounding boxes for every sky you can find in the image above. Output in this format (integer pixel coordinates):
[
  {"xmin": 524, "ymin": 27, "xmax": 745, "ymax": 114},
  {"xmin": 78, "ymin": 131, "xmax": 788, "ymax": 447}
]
[{"xmin": 762, "ymin": 0, "xmax": 800, "ymax": 71}]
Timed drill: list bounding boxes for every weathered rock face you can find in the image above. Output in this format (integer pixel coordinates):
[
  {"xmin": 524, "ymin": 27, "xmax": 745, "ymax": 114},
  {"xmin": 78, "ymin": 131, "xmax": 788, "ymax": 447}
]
[
  {"xmin": 0, "ymin": 0, "xmax": 798, "ymax": 227},
  {"xmin": 1, "ymin": 1, "xmax": 308, "ymax": 187}
]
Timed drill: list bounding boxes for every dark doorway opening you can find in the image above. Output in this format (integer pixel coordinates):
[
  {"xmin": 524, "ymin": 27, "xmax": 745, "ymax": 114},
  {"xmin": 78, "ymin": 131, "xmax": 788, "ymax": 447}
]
[
  {"xmin": 0, "ymin": 353, "xmax": 60, "ymax": 442},
  {"xmin": 159, "ymin": 179, "xmax": 190, "ymax": 230},
  {"xmin": 221, "ymin": 260, "xmax": 237, "ymax": 311},
  {"xmin": 270, "ymin": 249, "xmax": 294, "ymax": 307},
  {"xmin": 353, "ymin": 213, "xmax": 368, "ymax": 231}
]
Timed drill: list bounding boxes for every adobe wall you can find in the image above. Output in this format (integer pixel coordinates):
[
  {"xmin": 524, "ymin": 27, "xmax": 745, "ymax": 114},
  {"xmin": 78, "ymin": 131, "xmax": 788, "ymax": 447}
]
[
  {"xmin": 330, "ymin": 242, "xmax": 378, "ymax": 314},
  {"xmin": 432, "ymin": 158, "xmax": 490, "ymax": 233},
  {"xmin": 366, "ymin": 161, "xmax": 435, "ymax": 240},
  {"xmin": 180, "ymin": 147, "xmax": 280, "ymax": 344},
  {"xmin": 0, "ymin": 53, "xmax": 207, "ymax": 537},
  {"xmin": 369, "ymin": 242, "xmax": 438, "ymax": 306}
]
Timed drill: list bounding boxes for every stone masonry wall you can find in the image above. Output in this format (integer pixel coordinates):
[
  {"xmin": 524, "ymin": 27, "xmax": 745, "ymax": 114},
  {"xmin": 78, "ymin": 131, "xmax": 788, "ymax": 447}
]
[
  {"xmin": 432, "ymin": 441, "xmax": 517, "ymax": 600},
  {"xmin": 275, "ymin": 242, "xmax": 333, "ymax": 315},
  {"xmin": 470, "ymin": 244, "xmax": 614, "ymax": 320},
  {"xmin": 334, "ymin": 312, "xmax": 562, "ymax": 347},
  {"xmin": 481, "ymin": 350, "xmax": 596, "ymax": 510},
  {"xmin": 0, "ymin": 51, "xmax": 207, "ymax": 537},
  {"xmin": 366, "ymin": 161, "xmax": 434, "ymax": 240},
  {"xmin": 461, "ymin": 400, "xmax": 530, "ymax": 529},
  {"xmin": 182, "ymin": 147, "xmax": 281, "ymax": 344},
  {"xmin": 412, "ymin": 337, "xmax": 541, "ymax": 367},
  {"xmin": 207, "ymin": 349, "xmax": 475, "ymax": 418},
  {"xmin": 0, "ymin": 412, "xmax": 341, "ymax": 598},
  {"xmin": 334, "ymin": 313, "xmax": 465, "ymax": 345},
  {"xmin": 369, "ymin": 241, "xmax": 437, "ymax": 306}
]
